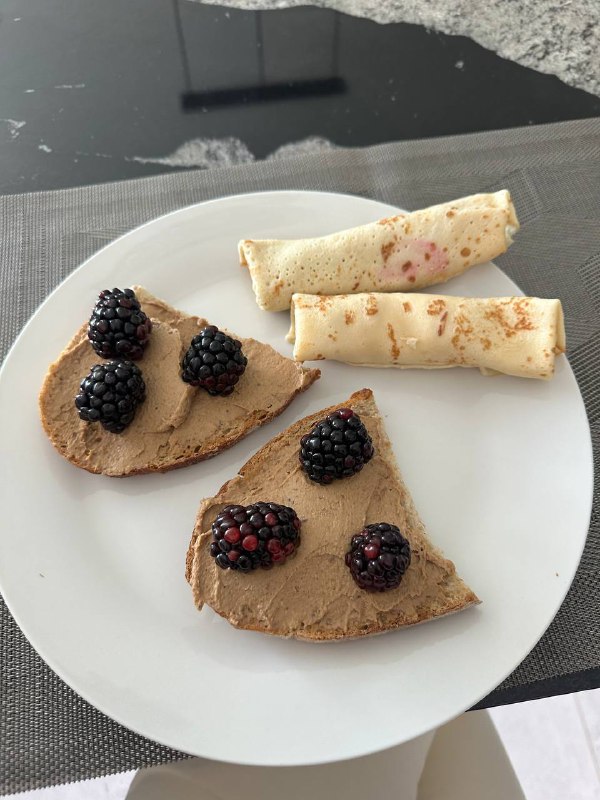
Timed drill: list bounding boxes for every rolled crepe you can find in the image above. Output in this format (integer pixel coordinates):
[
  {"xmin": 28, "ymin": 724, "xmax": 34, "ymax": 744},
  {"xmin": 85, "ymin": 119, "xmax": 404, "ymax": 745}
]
[
  {"xmin": 288, "ymin": 293, "xmax": 566, "ymax": 380},
  {"xmin": 239, "ymin": 191, "xmax": 519, "ymax": 311}
]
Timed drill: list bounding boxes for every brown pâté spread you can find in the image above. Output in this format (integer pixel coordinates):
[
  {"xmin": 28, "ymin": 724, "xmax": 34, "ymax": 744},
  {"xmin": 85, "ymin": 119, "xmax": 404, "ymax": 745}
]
[
  {"xmin": 191, "ymin": 391, "xmax": 478, "ymax": 640},
  {"xmin": 39, "ymin": 287, "xmax": 317, "ymax": 476}
]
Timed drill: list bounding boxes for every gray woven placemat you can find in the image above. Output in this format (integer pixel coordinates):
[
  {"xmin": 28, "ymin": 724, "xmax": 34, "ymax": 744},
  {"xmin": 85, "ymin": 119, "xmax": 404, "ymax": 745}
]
[{"xmin": 1, "ymin": 118, "xmax": 600, "ymax": 794}]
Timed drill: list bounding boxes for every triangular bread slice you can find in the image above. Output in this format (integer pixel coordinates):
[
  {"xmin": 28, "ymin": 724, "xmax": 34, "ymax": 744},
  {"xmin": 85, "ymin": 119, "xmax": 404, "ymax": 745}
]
[
  {"xmin": 187, "ymin": 388, "xmax": 479, "ymax": 640},
  {"xmin": 39, "ymin": 286, "xmax": 320, "ymax": 477}
]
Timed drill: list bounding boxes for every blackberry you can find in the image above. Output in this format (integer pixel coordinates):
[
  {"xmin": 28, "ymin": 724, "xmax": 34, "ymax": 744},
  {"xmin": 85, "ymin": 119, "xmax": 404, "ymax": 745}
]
[
  {"xmin": 299, "ymin": 408, "xmax": 374, "ymax": 484},
  {"xmin": 181, "ymin": 326, "xmax": 247, "ymax": 396},
  {"xmin": 210, "ymin": 502, "xmax": 301, "ymax": 572},
  {"xmin": 88, "ymin": 287, "xmax": 152, "ymax": 360},
  {"xmin": 345, "ymin": 523, "xmax": 411, "ymax": 592},
  {"xmin": 75, "ymin": 360, "xmax": 146, "ymax": 433}
]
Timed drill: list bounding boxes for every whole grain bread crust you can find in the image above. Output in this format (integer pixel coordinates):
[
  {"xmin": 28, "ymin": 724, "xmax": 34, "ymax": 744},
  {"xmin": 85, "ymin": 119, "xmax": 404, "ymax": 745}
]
[{"xmin": 199, "ymin": 586, "xmax": 478, "ymax": 641}]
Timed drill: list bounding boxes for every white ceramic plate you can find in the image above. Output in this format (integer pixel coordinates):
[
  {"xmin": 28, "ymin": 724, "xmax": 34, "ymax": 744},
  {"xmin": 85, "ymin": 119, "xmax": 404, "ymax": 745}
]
[{"xmin": 0, "ymin": 191, "xmax": 592, "ymax": 766}]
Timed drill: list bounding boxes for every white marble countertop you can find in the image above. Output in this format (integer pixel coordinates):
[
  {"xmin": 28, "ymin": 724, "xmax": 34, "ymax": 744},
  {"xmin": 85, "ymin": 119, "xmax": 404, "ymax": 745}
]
[{"xmin": 194, "ymin": 0, "xmax": 600, "ymax": 96}]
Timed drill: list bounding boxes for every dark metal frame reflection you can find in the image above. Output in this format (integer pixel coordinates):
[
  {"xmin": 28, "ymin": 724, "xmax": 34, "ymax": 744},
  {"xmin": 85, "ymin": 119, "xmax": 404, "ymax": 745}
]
[{"xmin": 173, "ymin": 1, "xmax": 346, "ymax": 110}]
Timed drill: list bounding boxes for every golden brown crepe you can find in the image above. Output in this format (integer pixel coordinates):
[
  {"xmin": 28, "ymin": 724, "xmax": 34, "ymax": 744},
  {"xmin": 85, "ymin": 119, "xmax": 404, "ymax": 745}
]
[
  {"xmin": 288, "ymin": 292, "xmax": 566, "ymax": 380},
  {"xmin": 239, "ymin": 191, "xmax": 519, "ymax": 311}
]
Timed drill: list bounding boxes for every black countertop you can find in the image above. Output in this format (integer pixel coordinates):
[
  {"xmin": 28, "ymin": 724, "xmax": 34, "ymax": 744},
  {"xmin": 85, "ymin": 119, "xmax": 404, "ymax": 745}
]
[{"xmin": 1, "ymin": 0, "xmax": 599, "ymax": 195}]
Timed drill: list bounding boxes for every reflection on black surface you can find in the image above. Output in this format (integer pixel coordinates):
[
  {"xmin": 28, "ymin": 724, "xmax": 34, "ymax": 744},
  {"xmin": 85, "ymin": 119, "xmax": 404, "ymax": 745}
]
[
  {"xmin": 182, "ymin": 77, "xmax": 346, "ymax": 109},
  {"xmin": 171, "ymin": 0, "xmax": 600, "ymax": 154},
  {"xmin": 174, "ymin": 2, "xmax": 346, "ymax": 109}
]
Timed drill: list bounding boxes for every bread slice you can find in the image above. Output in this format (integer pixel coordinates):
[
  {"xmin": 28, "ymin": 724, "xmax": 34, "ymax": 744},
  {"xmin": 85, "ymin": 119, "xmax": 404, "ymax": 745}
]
[
  {"xmin": 187, "ymin": 388, "xmax": 479, "ymax": 640},
  {"xmin": 39, "ymin": 286, "xmax": 320, "ymax": 477}
]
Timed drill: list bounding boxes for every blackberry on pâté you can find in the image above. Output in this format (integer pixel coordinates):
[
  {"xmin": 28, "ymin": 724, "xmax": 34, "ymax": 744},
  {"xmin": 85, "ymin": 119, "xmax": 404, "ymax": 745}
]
[
  {"xmin": 345, "ymin": 523, "xmax": 411, "ymax": 592},
  {"xmin": 88, "ymin": 288, "xmax": 152, "ymax": 360},
  {"xmin": 210, "ymin": 502, "xmax": 301, "ymax": 572},
  {"xmin": 75, "ymin": 360, "xmax": 146, "ymax": 433},
  {"xmin": 299, "ymin": 408, "xmax": 374, "ymax": 484},
  {"xmin": 181, "ymin": 326, "xmax": 247, "ymax": 396}
]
